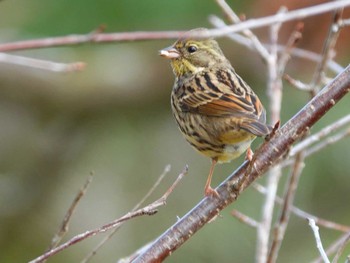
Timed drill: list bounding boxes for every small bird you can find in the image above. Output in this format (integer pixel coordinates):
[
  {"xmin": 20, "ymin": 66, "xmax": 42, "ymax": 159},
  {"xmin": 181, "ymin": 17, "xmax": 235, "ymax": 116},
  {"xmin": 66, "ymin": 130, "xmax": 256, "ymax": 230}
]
[{"xmin": 160, "ymin": 28, "xmax": 270, "ymax": 197}]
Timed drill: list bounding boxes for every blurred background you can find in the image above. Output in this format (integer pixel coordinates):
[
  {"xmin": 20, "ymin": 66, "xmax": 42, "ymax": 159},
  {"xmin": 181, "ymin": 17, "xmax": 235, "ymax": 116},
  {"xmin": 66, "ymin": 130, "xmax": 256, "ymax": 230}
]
[{"xmin": 0, "ymin": 0, "xmax": 349, "ymax": 262}]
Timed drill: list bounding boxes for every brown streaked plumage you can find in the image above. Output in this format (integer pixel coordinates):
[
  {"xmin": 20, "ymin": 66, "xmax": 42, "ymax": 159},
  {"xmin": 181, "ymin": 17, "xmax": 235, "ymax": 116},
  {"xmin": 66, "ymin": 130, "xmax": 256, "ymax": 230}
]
[{"xmin": 160, "ymin": 28, "xmax": 270, "ymax": 196}]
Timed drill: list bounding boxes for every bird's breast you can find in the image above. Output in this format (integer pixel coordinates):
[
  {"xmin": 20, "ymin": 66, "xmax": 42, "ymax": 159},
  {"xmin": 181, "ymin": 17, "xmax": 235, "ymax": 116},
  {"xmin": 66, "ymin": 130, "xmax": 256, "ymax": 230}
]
[{"xmin": 170, "ymin": 105, "xmax": 255, "ymax": 163}]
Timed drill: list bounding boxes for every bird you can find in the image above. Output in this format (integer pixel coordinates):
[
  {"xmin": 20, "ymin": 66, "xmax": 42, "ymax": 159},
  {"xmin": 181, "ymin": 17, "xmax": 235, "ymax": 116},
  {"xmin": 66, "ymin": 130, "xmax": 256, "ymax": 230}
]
[{"xmin": 159, "ymin": 28, "xmax": 271, "ymax": 197}]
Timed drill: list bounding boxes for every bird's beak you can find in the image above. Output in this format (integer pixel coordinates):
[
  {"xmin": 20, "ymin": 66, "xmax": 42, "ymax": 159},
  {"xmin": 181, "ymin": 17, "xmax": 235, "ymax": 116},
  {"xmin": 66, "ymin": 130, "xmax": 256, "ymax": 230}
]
[{"xmin": 159, "ymin": 46, "xmax": 180, "ymax": 59}]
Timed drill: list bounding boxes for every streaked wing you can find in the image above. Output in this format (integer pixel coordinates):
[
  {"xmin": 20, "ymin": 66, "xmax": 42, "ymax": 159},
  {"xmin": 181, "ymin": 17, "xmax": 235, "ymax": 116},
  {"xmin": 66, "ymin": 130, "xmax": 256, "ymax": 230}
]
[{"xmin": 177, "ymin": 68, "xmax": 270, "ymax": 136}]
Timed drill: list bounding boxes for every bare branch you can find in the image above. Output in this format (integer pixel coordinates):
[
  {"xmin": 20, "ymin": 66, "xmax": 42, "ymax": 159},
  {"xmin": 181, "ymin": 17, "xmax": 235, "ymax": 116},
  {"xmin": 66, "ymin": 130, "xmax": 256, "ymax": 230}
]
[
  {"xmin": 340, "ymin": 18, "xmax": 350, "ymax": 27},
  {"xmin": 332, "ymin": 232, "xmax": 350, "ymax": 263},
  {"xmin": 132, "ymin": 65, "xmax": 350, "ymax": 263},
  {"xmin": 231, "ymin": 210, "xmax": 259, "ymax": 228},
  {"xmin": 312, "ymin": 232, "xmax": 350, "ymax": 263},
  {"xmin": 284, "ymin": 74, "xmax": 312, "ymax": 91},
  {"xmin": 281, "ymin": 127, "xmax": 350, "ymax": 168},
  {"xmin": 0, "ymin": 1, "xmax": 349, "ymax": 52},
  {"xmin": 308, "ymin": 218, "xmax": 331, "ymax": 263},
  {"xmin": 0, "ymin": 52, "xmax": 85, "ymax": 72},
  {"xmin": 132, "ymin": 165, "xmax": 172, "ymax": 210},
  {"xmin": 31, "ymin": 206, "xmax": 159, "ymax": 263},
  {"xmin": 29, "ymin": 166, "xmax": 187, "ymax": 263},
  {"xmin": 257, "ymin": 7, "xmax": 286, "ymax": 263},
  {"xmin": 47, "ymin": 174, "xmax": 93, "ymax": 252},
  {"xmin": 214, "ymin": 0, "xmax": 270, "ymax": 61},
  {"xmin": 290, "ymin": 114, "xmax": 350, "ymax": 157},
  {"xmin": 277, "ymin": 22, "xmax": 304, "ymax": 76},
  {"xmin": 268, "ymin": 152, "xmax": 305, "ymax": 263},
  {"xmin": 310, "ymin": 9, "xmax": 343, "ymax": 94},
  {"xmin": 253, "ymin": 183, "xmax": 350, "ymax": 233},
  {"xmin": 209, "ymin": 15, "xmax": 344, "ymax": 75},
  {"xmin": 305, "ymin": 128, "xmax": 350, "ymax": 157},
  {"xmin": 81, "ymin": 165, "xmax": 171, "ymax": 263}
]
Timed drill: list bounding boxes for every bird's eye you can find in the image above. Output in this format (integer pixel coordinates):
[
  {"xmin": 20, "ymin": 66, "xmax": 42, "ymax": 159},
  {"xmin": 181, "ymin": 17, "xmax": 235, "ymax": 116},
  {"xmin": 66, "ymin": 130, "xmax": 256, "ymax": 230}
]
[{"xmin": 187, "ymin": 45, "xmax": 197, "ymax": 53}]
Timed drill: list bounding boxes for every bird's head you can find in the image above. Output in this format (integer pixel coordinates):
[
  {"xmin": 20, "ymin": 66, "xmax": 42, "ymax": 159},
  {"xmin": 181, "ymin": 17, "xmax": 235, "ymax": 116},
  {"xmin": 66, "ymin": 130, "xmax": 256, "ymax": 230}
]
[{"xmin": 159, "ymin": 28, "xmax": 227, "ymax": 77}]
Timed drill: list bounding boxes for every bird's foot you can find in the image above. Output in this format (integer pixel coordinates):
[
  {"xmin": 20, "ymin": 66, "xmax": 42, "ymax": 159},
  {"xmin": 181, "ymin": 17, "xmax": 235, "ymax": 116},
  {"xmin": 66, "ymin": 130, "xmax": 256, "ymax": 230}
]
[{"xmin": 245, "ymin": 148, "xmax": 254, "ymax": 161}]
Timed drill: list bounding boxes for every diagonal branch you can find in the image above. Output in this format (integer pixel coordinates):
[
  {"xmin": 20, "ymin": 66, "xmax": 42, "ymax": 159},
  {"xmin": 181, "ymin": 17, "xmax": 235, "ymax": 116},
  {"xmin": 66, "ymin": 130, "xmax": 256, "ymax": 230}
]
[
  {"xmin": 309, "ymin": 219, "xmax": 331, "ymax": 263},
  {"xmin": 253, "ymin": 183, "xmax": 350, "ymax": 233},
  {"xmin": 29, "ymin": 166, "xmax": 188, "ymax": 263},
  {"xmin": 132, "ymin": 65, "xmax": 350, "ymax": 262},
  {"xmin": 267, "ymin": 152, "xmax": 306, "ymax": 262},
  {"xmin": 81, "ymin": 165, "xmax": 171, "ymax": 263},
  {"xmin": 310, "ymin": 9, "xmax": 343, "ymax": 93},
  {"xmin": 312, "ymin": 232, "xmax": 350, "ymax": 263}
]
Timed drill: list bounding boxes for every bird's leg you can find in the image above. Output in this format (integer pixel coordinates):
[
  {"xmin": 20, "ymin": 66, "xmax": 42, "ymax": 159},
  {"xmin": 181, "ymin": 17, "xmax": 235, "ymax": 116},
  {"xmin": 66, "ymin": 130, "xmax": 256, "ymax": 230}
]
[
  {"xmin": 245, "ymin": 147, "xmax": 253, "ymax": 161},
  {"xmin": 204, "ymin": 158, "xmax": 219, "ymax": 197},
  {"xmin": 239, "ymin": 147, "xmax": 258, "ymax": 192}
]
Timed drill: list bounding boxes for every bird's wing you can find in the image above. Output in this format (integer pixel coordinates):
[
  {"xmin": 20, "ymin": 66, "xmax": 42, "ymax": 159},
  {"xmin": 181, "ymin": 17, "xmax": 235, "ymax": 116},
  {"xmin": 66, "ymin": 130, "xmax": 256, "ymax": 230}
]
[{"xmin": 177, "ymin": 69, "xmax": 270, "ymax": 136}]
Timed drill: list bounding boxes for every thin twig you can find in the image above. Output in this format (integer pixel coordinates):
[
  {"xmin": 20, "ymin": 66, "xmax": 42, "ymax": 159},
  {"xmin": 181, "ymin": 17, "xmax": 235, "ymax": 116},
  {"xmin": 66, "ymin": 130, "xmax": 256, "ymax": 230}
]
[
  {"xmin": 312, "ymin": 232, "xmax": 350, "ymax": 263},
  {"xmin": 339, "ymin": 18, "xmax": 350, "ymax": 27},
  {"xmin": 214, "ymin": 0, "xmax": 270, "ymax": 61},
  {"xmin": 305, "ymin": 128, "xmax": 350, "ymax": 157},
  {"xmin": 117, "ymin": 166, "xmax": 189, "ymax": 262},
  {"xmin": 30, "ymin": 166, "xmax": 188, "ymax": 263},
  {"xmin": 310, "ymin": 9, "xmax": 343, "ymax": 94},
  {"xmin": 281, "ymin": 127, "xmax": 350, "ymax": 168},
  {"xmin": 253, "ymin": 183, "xmax": 350, "ymax": 233},
  {"xmin": 231, "ymin": 210, "xmax": 259, "ymax": 228},
  {"xmin": 257, "ymin": 7, "xmax": 286, "ymax": 263},
  {"xmin": 160, "ymin": 165, "xmax": 188, "ymax": 200},
  {"xmin": 277, "ymin": 22, "xmax": 304, "ymax": 76},
  {"xmin": 47, "ymin": 174, "xmax": 93, "ymax": 252},
  {"xmin": 132, "ymin": 165, "xmax": 172, "ymax": 209},
  {"xmin": 267, "ymin": 6, "xmax": 286, "ymax": 122},
  {"xmin": 209, "ymin": 15, "xmax": 344, "ymax": 74},
  {"xmin": 289, "ymin": 114, "xmax": 350, "ymax": 157},
  {"xmin": 0, "ymin": 1, "xmax": 349, "ymax": 52},
  {"xmin": 267, "ymin": 152, "xmax": 305, "ymax": 263},
  {"xmin": 284, "ymin": 74, "xmax": 313, "ymax": 91},
  {"xmin": 332, "ymin": 232, "xmax": 350, "ymax": 263},
  {"xmin": 31, "ymin": 206, "xmax": 159, "ymax": 263},
  {"xmin": 81, "ymin": 165, "xmax": 171, "ymax": 263},
  {"xmin": 308, "ymin": 218, "xmax": 331, "ymax": 263},
  {"xmin": 0, "ymin": 52, "xmax": 85, "ymax": 72}
]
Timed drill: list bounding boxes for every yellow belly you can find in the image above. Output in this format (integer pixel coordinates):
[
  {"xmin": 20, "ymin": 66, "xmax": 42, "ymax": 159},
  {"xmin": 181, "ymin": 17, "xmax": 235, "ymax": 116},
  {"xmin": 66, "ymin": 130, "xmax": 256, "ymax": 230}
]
[
  {"xmin": 216, "ymin": 130, "xmax": 256, "ymax": 163},
  {"xmin": 185, "ymin": 128, "xmax": 256, "ymax": 163}
]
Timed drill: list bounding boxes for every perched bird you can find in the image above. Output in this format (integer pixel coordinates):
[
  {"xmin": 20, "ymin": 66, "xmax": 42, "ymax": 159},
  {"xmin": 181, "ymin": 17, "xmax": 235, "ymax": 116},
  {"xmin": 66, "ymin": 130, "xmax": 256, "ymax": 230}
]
[{"xmin": 160, "ymin": 28, "xmax": 270, "ymax": 197}]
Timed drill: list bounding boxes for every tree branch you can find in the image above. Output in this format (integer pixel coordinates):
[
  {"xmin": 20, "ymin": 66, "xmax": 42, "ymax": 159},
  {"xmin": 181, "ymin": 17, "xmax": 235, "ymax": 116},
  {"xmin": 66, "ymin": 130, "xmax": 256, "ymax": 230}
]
[
  {"xmin": 253, "ymin": 183, "xmax": 350, "ymax": 233},
  {"xmin": 0, "ymin": 1, "xmax": 349, "ymax": 52},
  {"xmin": 47, "ymin": 174, "xmax": 93, "ymax": 252},
  {"xmin": 209, "ymin": 15, "xmax": 344, "ymax": 74},
  {"xmin": 29, "ymin": 166, "xmax": 187, "ymax": 263},
  {"xmin": 267, "ymin": 152, "xmax": 305, "ymax": 262},
  {"xmin": 132, "ymin": 65, "xmax": 350, "ymax": 262},
  {"xmin": 81, "ymin": 165, "xmax": 171, "ymax": 263},
  {"xmin": 0, "ymin": 52, "xmax": 85, "ymax": 72},
  {"xmin": 308, "ymin": 218, "xmax": 330, "ymax": 263}
]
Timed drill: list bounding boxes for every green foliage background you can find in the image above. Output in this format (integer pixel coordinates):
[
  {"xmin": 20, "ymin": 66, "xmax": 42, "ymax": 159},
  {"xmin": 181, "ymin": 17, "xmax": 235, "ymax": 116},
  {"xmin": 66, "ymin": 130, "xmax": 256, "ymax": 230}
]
[{"xmin": 0, "ymin": 1, "xmax": 349, "ymax": 262}]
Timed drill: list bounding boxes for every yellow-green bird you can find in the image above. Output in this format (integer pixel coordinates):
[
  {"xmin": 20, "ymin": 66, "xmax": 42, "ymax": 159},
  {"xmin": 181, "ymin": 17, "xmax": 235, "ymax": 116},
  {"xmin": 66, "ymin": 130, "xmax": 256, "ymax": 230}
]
[{"xmin": 160, "ymin": 29, "xmax": 270, "ymax": 196}]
